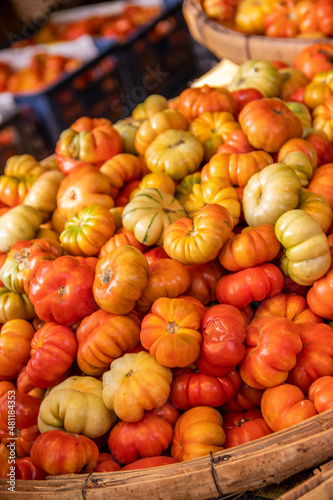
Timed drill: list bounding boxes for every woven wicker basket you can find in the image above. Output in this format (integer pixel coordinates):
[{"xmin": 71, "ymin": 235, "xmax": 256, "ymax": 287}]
[
  {"xmin": 0, "ymin": 409, "xmax": 333, "ymax": 499},
  {"xmin": 183, "ymin": 0, "xmax": 333, "ymax": 65}
]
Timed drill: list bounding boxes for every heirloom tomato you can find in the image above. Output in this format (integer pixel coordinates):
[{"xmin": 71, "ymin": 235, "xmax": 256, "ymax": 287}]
[
  {"xmin": 0, "ymin": 238, "xmax": 64, "ymax": 294},
  {"xmin": 261, "ymin": 384, "xmax": 317, "ymax": 432},
  {"xmin": 108, "ymin": 412, "xmax": 174, "ymax": 465},
  {"xmin": 275, "ymin": 209, "xmax": 331, "ymax": 286},
  {"xmin": 134, "ymin": 109, "xmax": 188, "ymax": 156},
  {"xmin": 239, "ymin": 316, "xmax": 302, "ymax": 389},
  {"xmin": 308, "ymin": 376, "xmax": 333, "ymax": 413},
  {"xmin": 16, "ymin": 366, "xmax": 45, "ymax": 401},
  {"xmin": 307, "ymin": 269, "xmax": 333, "ymax": 320},
  {"xmin": 294, "ymin": 43, "xmax": 333, "ymax": 80},
  {"xmin": 279, "ymin": 68, "xmax": 310, "ymax": 102},
  {"xmin": 102, "ymin": 351, "xmax": 173, "ymax": 422},
  {"xmin": 0, "ymin": 205, "xmax": 42, "ymax": 253},
  {"xmin": 132, "ymin": 94, "xmax": 168, "ymax": 119},
  {"xmin": 26, "ymin": 322, "xmax": 78, "ymax": 389},
  {"xmin": 60, "ymin": 203, "xmax": 116, "ymax": 257},
  {"xmin": 113, "ymin": 118, "xmax": 144, "ymax": 155},
  {"xmin": 163, "ymin": 203, "xmax": 233, "ymax": 265},
  {"xmin": 144, "ymin": 130, "xmax": 204, "ymax": 182},
  {"xmin": 169, "ymin": 369, "xmax": 241, "ymax": 410},
  {"xmin": 252, "ymin": 293, "xmax": 322, "ymax": 326},
  {"xmin": 218, "ymin": 224, "xmax": 281, "ymax": 272},
  {"xmin": 175, "ymin": 171, "xmax": 202, "ymax": 206},
  {"xmin": 0, "ymin": 319, "xmax": 35, "ymax": 381},
  {"xmin": 308, "ymin": 163, "xmax": 333, "ymax": 209},
  {"xmin": 202, "ymin": 150, "xmax": 273, "ymax": 187},
  {"xmin": 93, "ymin": 245, "xmax": 149, "ymax": 315},
  {"xmin": 38, "ymin": 375, "xmax": 116, "ymax": 439},
  {"xmin": 122, "ymin": 188, "xmax": 186, "ymax": 246},
  {"xmin": 216, "ymin": 263, "xmax": 284, "ymax": 310},
  {"xmin": 4, "ymin": 154, "xmax": 44, "ymax": 177},
  {"xmin": 242, "ymin": 163, "xmax": 302, "ymax": 227},
  {"xmin": 228, "ymin": 60, "xmax": 282, "ymax": 97},
  {"xmin": 56, "ymin": 164, "xmax": 114, "ymax": 220},
  {"xmin": 76, "ymin": 308, "xmax": 141, "ymax": 376},
  {"xmin": 30, "ymin": 430, "xmax": 99, "ymax": 475},
  {"xmin": 99, "ymin": 227, "xmax": 146, "ymax": 257},
  {"xmin": 239, "ymin": 98, "xmax": 303, "ymax": 153},
  {"xmin": 28, "ymin": 255, "xmax": 98, "ymax": 327},
  {"xmin": 93, "ymin": 453, "xmax": 122, "ymax": 472},
  {"xmin": 287, "ymin": 323, "xmax": 333, "ymax": 393},
  {"xmin": 0, "ymin": 390, "xmax": 41, "ymax": 457},
  {"xmin": 231, "ymin": 88, "xmax": 264, "ymax": 117},
  {"xmin": 195, "ymin": 304, "xmax": 246, "ymax": 377},
  {"xmin": 297, "ymin": 188, "xmax": 333, "ymax": 234},
  {"xmin": 171, "ymin": 406, "xmax": 225, "ymax": 462},
  {"xmin": 184, "ymin": 258, "xmax": 225, "ymax": 305},
  {"xmin": 221, "ymin": 382, "xmax": 265, "ymax": 412},
  {"xmin": 0, "ymin": 174, "xmax": 37, "ymax": 208},
  {"xmin": 223, "ymin": 409, "xmax": 273, "ymax": 449},
  {"xmin": 55, "ymin": 116, "xmax": 122, "ymax": 172},
  {"xmin": 0, "ymin": 288, "xmax": 35, "ymax": 324},
  {"xmin": 312, "ymin": 96, "xmax": 333, "ymax": 142},
  {"xmin": 317, "ymin": 0, "xmax": 333, "ymax": 36},
  {"xmin": 140, "ymin": 297, "xmax": 202, "ymax": 368},
  {"xmin": 184, "ymin": 177, "xmax": 241, "ymax": 226},
  {"xmin": 136, "ymin": 258, "xmax": 191, "ymax": 313},
  {"xmin": 264, "ymin": 6, "xmax": 299, "ymax": 38},
  {"xmin": 13, "ymin": 456, "xmax": 47, "ymax": 480},
  {"xmin": 23, "ymin": 170, "xmax": 64, "ymax": 222},
  {"xmin": 177, "ymin": 85, "xmax": 237, "ymax": 121},
  {"xmin": 217, "ymin": 129, "xmax": 255, "ymax": 155},
  {"xmin": 100, "ymin": 153, "xmax": 145, "ymax": 198}
]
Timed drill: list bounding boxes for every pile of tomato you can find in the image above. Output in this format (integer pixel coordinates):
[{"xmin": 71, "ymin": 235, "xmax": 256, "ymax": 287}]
[
  {"xmin": 0, "ymin": 42, "xmax": 333, "ymax": 481},
  {"xmin": 202, "ymin": 0, "xmax": 333, "ymax": 38},
  {"xmin": 0, "ymin": 54, "xmax": 82, "ymax": 94},
  {"xmin": 13, "ymin": 4, "xmax": 161, "ymax": 46}
]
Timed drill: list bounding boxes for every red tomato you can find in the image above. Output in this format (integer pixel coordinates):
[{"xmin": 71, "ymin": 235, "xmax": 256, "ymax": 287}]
[
  {"xmin": 108, "ymin": 412, "xmax": 174, "ymax": 465},
  {"xmin": 195, "ymin": 304, "xmax": 247, "ymax": 376},
  {"xmin": 223, "ymin": 409, "xmax": 273, "ymax": 448},
  {"xmin": 287, "ymin": 323, "xmax": 333, "ymax": 393},
  {"xmin": 93, "ymin": 453, "xmax": 122, "ymax": 472},
  {"xmin": 28, "ymin": 255, "xmax": 98, "ymax": 327},
  {"xmin": 169, "ymin": 369, "xmax": 241, "ymax": 410},
  {"xmin": 239, "ymin": 316, "xmax": 302, "ymax": 389},
  {"xmin": 216, "ymin": 263, "xmax": 284, "ymax": 309},
  {"xmin": 26, "ymin": 322, "xmax": 78, "ymax": 389},
  {"xmin": 15, "ymin": 456, "xmax": 47, "ymax": 480},
  {"xmin": 221, "ymin": 382, "xmax": 265, "ymax": 412},
  {"xmin": 0, "ymin": 390, "xmax": 41, "ymax": 457},
  {"xmin": 232, "ymin": 88, "xmax": 264, "ymax": 117},
  {"xmin": 30, "ymin": 430, "xmax": 99, "ymax": 475}
]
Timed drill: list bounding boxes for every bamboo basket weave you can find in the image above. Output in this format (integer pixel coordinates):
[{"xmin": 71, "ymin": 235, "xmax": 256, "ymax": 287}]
[
  {"xmin": 0, "ymin": 409, "xmax": 333, "ymax": 499},
  {"xmin": 183, "ymin": 0, "xmax": 333, "ymax": 65}
]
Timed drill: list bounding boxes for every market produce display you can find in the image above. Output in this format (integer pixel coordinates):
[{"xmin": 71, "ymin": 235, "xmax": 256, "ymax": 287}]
[
  {"xmin": 0, "ymin": 43, "xmax": 333, "ymax": 493},
  {"xmin": 0, "ymin": 53, "xmax": 82, "ymax": 94},
  {"xmin": 13, "ymin": 3, "xmax": 162, "ymax": 46},
  {"xmin": 202, "ymin": 0, "xmax": 333, "ymax": 38}
]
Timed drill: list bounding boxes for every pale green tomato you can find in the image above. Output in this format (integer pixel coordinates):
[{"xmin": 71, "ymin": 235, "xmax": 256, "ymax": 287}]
[
  {"xmin": 242, "ymin": 163, "xmax": 302, "ymax": 227},
  {"xmin": 228, "ymin": 60, "xmax": 282, "ymax": 98},
  {"xmin": 275, "ymin": 209, "xmax": 331, "ymax": 286}
]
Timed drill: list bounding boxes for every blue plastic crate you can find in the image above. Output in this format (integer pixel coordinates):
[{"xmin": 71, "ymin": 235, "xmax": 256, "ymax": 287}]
[{"xmin": 12, "ymin": 0, "xmax": 197, "ymax": 159}]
